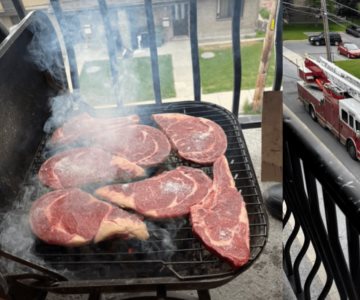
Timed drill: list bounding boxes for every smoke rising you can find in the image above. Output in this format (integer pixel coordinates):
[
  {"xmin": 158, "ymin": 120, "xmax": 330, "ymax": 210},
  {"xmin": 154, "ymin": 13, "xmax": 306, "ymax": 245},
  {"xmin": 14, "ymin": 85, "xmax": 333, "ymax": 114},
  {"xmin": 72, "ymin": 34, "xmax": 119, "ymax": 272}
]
[
  {"xmin": 43, "ymin": 91, "xmax": 89, "ymax": 134},
  {"xmin": 0, "ymin": 177, "xmax": 49, "ymax": 275},
  {"xmin": 26, "ymin": 16, "xmax": 67, "ymax": 88},
  {"xmin": 0, "ymin": 3, "xmax": 190, "ymax": 281}
]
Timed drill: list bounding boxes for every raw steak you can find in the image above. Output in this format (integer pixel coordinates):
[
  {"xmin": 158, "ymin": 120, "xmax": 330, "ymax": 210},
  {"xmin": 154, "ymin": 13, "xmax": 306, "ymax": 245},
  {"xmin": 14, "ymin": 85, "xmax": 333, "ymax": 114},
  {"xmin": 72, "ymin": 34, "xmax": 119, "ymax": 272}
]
[
  {"xmin": 190, "ymin": 155, "xmax": 250, "ymax": 268},
  {"xmin": 39, "ymin": 147, "xmax": 145, "ymax": 189},
  {"xmin": 95, "ymin": 167, "xmax": 212, "ymax": 219},
  {"xmin": 153, "ymin": 113, "xmax": 227, "ymax": 164},
  {"xmin": 93, "ymin": 125, "xmax": 171, "ymax": 168},
  {"xmin": 29, "ymin": 188, "xmax": 149, "ymax": 247},
  {"xmin": 51, "ymin": 113, "xmax": 139, "ymax": 146}
]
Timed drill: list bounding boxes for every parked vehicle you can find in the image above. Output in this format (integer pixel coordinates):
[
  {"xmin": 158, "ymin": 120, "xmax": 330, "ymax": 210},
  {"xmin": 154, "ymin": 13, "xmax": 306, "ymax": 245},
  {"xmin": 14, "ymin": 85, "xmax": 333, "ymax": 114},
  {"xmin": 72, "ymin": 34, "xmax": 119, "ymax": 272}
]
[
  {"xmin": 298, "ymin": 57, "xmax": 360, "ymax": 160},
  {"xmin": 308, "ymin": 32, "xmax": 342, "ymax": 46},
  {"xmin": 337, "ymin": 42, "xmax": 360, "ymax": 58},
  {"xmin": 346, "ymin": 24, "xmax": 360, "ymax": 37}
]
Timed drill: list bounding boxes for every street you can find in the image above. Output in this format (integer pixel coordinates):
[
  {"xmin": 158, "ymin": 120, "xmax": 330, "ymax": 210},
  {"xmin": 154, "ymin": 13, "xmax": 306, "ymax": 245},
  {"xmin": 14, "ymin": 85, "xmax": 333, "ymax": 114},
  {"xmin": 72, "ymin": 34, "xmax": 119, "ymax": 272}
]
[
  {"xmin": 283, "ymin": 49, "xmax": 360, "ymax": 180},
  {"xmin": 284, "ymin": 31, "xmax": 360, "ymax": 61}
]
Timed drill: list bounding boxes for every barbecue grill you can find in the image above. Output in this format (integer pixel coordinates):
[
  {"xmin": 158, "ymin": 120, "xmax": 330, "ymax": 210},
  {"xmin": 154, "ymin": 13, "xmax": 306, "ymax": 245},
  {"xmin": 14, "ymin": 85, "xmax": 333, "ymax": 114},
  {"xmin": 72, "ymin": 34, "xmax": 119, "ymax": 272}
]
[{"xmin": 0, "ymin": 3, "xmax": 269, "ymax": 300}]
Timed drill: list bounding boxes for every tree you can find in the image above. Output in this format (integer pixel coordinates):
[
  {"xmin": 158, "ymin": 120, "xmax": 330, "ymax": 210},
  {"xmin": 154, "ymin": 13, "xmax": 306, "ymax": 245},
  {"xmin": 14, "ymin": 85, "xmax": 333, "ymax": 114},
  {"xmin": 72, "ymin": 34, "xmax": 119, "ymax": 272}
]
[
  {"xmin": 307, "ymin": 0, "xmax": 336, "ymax": 13},
  {"xmin": 336, "ymin": 0, "xmax": 360, "ymax": 17}
]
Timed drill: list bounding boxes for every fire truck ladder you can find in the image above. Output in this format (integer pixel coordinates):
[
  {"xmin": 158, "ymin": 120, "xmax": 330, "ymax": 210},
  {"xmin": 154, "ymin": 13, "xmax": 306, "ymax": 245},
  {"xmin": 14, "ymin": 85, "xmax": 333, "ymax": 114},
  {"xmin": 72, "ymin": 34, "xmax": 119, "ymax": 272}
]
[{"xmin": 318, "ymin": 56, "xmax": 360, "ymax": 101}]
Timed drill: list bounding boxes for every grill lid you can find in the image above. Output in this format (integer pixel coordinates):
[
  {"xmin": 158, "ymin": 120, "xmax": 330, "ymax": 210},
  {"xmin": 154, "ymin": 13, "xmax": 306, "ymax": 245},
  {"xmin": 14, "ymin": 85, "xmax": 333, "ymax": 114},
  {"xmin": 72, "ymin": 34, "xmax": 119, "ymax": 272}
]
[{"xmin": 0, "ymin": 11, "xmax": 67, "ymax": 202}]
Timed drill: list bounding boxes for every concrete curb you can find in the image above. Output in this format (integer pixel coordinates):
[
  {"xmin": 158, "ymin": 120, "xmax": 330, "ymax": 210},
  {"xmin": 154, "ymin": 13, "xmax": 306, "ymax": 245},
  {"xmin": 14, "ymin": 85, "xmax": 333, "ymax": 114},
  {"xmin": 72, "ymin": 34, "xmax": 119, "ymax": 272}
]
[{"xmin": 283, "ymin": 47, "xmax": 304, "ymax": 67}]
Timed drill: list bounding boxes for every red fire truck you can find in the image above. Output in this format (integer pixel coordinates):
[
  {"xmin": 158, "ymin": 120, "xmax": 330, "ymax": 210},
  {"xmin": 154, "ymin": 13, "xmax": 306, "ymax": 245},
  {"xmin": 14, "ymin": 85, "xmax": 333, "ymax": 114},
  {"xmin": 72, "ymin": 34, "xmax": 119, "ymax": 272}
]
[{"xmin": 297, "ymin": 56, "xmax": 360, "ymax": 160}]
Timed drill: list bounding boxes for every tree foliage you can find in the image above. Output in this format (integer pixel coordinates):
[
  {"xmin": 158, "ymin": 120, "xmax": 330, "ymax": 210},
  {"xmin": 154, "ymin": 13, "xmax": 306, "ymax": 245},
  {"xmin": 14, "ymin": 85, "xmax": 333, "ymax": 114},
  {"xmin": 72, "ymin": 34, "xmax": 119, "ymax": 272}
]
[
  {"xmin": 336, "ymin": 0, "xmax": 360, "ymax": 16},
  {"xmin": 306, "ymin": 0, "xmax": 360, "ymax": 17}
]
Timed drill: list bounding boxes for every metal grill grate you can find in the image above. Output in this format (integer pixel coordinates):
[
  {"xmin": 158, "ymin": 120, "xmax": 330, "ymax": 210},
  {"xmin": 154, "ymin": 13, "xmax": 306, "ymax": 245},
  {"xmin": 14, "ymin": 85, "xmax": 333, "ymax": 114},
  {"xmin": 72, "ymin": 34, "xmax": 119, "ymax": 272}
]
[{"xmin": 1, "ymin": 101, "xmax": 267, "ymax": 283}]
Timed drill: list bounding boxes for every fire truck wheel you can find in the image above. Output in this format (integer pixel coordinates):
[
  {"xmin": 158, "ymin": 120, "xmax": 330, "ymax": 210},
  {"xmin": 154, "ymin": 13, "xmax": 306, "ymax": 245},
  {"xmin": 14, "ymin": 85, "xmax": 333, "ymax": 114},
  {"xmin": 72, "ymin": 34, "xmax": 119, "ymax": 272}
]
[
  {"xmin": 347, "ymin": 141, "xmax": 357, "ymax": 160},
  {"xmin": 309, "ymin": 106, "xmax": 317, "ymax": 121}
]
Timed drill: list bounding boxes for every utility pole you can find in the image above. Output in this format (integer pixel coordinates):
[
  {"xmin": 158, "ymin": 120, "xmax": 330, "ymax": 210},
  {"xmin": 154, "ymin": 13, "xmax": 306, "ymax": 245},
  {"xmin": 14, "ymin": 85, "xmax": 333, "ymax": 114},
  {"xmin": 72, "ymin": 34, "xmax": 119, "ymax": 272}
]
[
  {"xmin": 320, "ymin": 0, "xmax": 332, "ymax": 61},
  {"xmin": 252, "ymin": 0, "xmax": 277, "ymax": 112}
]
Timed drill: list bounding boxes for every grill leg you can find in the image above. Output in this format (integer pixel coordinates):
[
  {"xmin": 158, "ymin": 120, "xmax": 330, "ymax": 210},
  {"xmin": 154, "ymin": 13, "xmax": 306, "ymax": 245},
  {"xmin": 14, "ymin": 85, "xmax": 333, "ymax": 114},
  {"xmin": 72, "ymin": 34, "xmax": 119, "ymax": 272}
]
[
  {"xmin": 197, "ymin": 290, "xmax": 211, "ymax": 300},
  {"xmin": 7, "ymin": 282, "xmax": 47, "ymax": 300},
  {"xmin": 156, "ymin": 285, "xmax": 167, "ymax": 299},
  {"xmin": 88, "ymin": 291, "xmax": 101, "ymax": 300}
]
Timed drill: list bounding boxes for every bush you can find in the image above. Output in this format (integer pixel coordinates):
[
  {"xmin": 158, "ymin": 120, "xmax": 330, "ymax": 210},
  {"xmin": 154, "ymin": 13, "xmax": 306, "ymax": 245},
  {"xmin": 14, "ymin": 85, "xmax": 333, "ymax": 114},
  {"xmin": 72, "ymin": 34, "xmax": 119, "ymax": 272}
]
[
  {"xmin": 242, "ymin": 99, "xmax": 261, "ymax": 115},
  {"xmin": 260, "ymin": 8, "xmax": 270, "ymax": 20}
]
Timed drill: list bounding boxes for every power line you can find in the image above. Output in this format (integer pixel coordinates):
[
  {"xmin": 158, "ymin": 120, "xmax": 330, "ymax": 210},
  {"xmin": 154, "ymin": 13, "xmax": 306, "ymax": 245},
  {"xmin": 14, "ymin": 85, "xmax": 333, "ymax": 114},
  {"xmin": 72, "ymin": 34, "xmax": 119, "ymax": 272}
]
[
  {"xmin": 327, "ymin": 12, "xmax": 360, "ymax": 28},
  {"xmin": 327, "ymin": 16, "xmax": 348, "ymax": 29},
  {"xmin": 284, "ymin": 2, "xmax": 360, "ymax": 33},
  {"xmin": 284, "ymin": 3, "xmax": 359, "ymax": 30},
  {"xmin": 284, "ymin": 6, "xmax": 321, "ymax": 17},
  {"xmin": 283, "ymin": 1, "xmax": 321, "ymax": 12},
  {"xmin": 328, "ymin": 0, "xmax": 360, "ymax": 15}
]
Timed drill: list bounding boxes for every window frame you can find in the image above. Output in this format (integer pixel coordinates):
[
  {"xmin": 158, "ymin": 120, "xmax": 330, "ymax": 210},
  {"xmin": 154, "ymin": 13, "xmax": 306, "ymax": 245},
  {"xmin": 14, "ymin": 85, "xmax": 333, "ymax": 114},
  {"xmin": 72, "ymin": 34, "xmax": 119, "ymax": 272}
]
[
  {"xmin": 349, "ymin": 114, "xmax": 354, "ymax": 129},
  {"xmin": 341, "ymin": 109, "xmax": 349, "ymax": 123},
  {"xmin": 216, "ymin": 0, "xmax": 244, "ymax": 20}
]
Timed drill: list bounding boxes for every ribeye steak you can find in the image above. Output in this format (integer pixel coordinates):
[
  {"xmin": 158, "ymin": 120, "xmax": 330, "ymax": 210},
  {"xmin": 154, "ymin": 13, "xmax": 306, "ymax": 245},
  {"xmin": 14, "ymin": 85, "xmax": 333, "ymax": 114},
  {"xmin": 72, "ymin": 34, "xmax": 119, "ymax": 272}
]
[
  {"xmin": 93, "ymin": 125, "xmax": 171, "ymax": 168},
  {"xmin": 190, "ymin": 155, "xmax": 250, "ymax": 268},
  {"xmin": 152, "ymin": 113, "xmax": 227, "ymax": 164},
  {"xmin": 39, "ymin": 147, "xmax": 145, "ymax": 189},
  {"xmin": 29, "ymin": 188, "xmax": 149, "ymax": 247},
  {"xmin": 95, "ymin": 167, "xmax": 212, "ymax": 219},
  {"xmin": 51, "ymin": 113, "xmax": 139, "ymax": 146}
]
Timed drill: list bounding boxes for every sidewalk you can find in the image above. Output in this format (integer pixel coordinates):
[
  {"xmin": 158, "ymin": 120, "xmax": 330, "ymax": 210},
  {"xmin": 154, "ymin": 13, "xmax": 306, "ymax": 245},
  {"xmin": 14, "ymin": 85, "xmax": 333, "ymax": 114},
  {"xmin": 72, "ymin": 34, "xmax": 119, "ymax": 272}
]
[{"xmin": 283, "ymin": 46, "xmax": 304, "ymax": 67}]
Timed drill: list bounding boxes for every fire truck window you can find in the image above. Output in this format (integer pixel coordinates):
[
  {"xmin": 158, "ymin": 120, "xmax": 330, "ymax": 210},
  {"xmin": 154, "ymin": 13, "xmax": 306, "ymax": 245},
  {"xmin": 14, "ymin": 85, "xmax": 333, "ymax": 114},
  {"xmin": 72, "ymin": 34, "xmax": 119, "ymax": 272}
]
[
  {"xmin": 356, "ymin": 121, "xmax": 360, "ymax": 131},
  {"xmin": 349, "ymin": 115, "xmax": 354, "ymax": 128},
  {"xmin": 341, "ymin": 110, "xmax": 348, "ymax": 123}
]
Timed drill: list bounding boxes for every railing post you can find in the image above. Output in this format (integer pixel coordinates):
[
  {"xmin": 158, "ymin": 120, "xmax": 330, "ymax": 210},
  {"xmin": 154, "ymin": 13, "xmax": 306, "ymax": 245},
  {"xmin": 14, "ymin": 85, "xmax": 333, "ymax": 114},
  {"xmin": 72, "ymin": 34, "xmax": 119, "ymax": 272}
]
[
  {"xmin": 97, "ymin": 0, "xmax": 122, "ymax": 106},
  {"xmin": 50, "ymin": 0, "xmax": 80, "ymax": 90},
  {"xmin": 12, "ymin": 0, "xmax": 26, "ymax": 20},
  {"xmin": 273, "ymin": 0, "xmax": 282, "ymax": 91},
  {"xmin": 144, "ymin": 0, "xmax": 162, "ymax": 104},
  {"xmin": 231, "ymin": 0, "xmax": 242, "ymax": 117},
  {"xmin": 189, "ymin": 0, "xmax": 201, "ymax": 102}
]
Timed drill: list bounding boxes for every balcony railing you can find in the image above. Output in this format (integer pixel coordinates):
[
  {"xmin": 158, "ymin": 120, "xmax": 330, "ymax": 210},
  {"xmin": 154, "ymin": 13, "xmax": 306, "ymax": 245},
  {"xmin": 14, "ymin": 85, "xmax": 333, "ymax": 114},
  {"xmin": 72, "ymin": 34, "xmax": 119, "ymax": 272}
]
[{"xmin": 284, "ymin": 106, "xmax": 360, "ymax": 300}]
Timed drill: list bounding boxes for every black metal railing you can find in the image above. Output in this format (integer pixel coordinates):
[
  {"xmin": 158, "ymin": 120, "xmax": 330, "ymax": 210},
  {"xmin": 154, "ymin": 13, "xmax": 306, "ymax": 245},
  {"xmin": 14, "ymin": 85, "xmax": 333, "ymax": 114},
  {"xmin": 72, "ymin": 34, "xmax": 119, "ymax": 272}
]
[
  {"xmin": 1, "ymin": 0, "xmax": 283, "ymax": 119},
  {"xmin": 46, "ymin": 0, "xmax": 245, "ymax": 115},
  {"xmin": 0, "ymin": 21, "xmax": 8, "ymax": 43},
  {"xmin": 284, "ymin": 106, "xmax": 360, "ymax": 300}
]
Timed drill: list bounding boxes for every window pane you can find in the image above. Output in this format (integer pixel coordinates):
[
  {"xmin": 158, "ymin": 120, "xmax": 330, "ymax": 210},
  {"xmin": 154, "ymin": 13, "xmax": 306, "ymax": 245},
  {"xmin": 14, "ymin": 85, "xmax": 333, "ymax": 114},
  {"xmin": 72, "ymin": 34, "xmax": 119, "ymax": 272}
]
[
  {"xmin": 219, "ymin": 0, "xmax": 234, "ymax": 18},
  {"xmin": 349, "ymin": 115, "xmax": 354, "ymax": 128},
  {"xmin": 341, "ymin": 110, "xmax": 348, "ymax": 122}
]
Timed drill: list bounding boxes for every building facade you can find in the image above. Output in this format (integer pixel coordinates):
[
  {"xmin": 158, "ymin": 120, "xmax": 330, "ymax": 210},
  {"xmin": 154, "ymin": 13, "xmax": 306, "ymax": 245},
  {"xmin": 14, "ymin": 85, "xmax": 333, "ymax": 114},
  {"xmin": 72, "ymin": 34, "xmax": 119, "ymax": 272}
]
[{"xmin": 0, "ymin": 0, "xmax": 260, "ymax": 47}]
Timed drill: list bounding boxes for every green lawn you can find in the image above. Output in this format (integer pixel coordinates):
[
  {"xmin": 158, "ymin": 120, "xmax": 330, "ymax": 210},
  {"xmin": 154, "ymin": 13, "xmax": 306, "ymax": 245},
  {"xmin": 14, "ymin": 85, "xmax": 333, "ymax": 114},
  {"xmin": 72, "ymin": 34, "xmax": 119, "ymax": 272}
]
[
  {"xmin": 199, "ymin": 42, "xmax": 275, "ymax": 94},
  {"xmin": 283, "ymin": 23, "xmax": 344, "ymax": 40},
  {"xmin": 334, "ymin": 60, "xmax": 360, "ymax": 79},
  {"xmin": 80, "ymin": 55, "xmax": 176, "ymax": 105}
]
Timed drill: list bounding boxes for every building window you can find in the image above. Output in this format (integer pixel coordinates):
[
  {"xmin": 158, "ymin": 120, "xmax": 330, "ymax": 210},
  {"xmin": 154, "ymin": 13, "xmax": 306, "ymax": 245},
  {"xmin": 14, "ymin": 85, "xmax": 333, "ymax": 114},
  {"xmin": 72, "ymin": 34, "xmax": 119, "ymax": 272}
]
[
  {"xmin": 217, "ymin": 0, "xmax": 244, "ymax": 19},
  {"xmin": 341, "ymin": 110, "xmax": 348, "ymax": 123}
]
